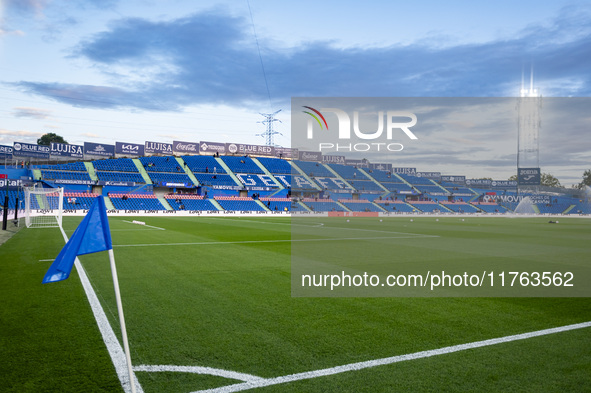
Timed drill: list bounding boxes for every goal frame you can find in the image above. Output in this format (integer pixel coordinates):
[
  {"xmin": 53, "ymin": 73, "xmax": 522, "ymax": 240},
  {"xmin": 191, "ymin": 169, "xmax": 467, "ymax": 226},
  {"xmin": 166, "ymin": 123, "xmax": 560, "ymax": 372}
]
[{"xmin": 24, "ymin": 186, "xmax": 64, "ymax": 228}]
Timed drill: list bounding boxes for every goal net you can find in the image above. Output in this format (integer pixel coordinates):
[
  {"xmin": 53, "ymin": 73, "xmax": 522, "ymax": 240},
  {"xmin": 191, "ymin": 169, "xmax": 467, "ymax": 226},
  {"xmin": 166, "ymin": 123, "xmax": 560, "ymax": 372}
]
[{"xmin": 24, "ymin": 186, "xmax": 64, "ymax": 228}]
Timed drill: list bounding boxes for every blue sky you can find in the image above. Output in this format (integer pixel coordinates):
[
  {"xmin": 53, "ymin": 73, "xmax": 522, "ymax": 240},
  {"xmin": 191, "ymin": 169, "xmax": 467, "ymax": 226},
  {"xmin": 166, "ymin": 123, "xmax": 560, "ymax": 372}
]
[{"xmin": 1, "ymin": 0, "xmax": 590, "ymax": 184}]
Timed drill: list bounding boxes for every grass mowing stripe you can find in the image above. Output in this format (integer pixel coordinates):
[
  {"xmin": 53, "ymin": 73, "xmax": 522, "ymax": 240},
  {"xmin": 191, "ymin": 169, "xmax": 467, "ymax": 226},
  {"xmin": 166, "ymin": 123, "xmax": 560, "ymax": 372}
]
[
  {"xmin": 191, "ymin": 321, "xmax": 591, "ymax": 393},
  {"xmin": 58, "ymin": 226, "xmax": 144, "ymax": 393},
  {"xmin": 113, "ymin": 235, "xmax": 439, "ymax": 248},
  {"xmin": 205, "ymin": 217, "xmax": 432, "ymax": 236}
]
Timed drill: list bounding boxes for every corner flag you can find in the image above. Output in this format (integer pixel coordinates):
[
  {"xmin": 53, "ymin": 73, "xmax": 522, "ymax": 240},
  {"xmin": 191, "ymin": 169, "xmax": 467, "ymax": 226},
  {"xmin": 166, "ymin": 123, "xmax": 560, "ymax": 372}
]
[
  {"xmin": 41, "ymin": 195, "xmax": 138, "ymax": 393},
  {"xmin": 43, "ymin": 195, "xmax": 112, "ymax": 283}
]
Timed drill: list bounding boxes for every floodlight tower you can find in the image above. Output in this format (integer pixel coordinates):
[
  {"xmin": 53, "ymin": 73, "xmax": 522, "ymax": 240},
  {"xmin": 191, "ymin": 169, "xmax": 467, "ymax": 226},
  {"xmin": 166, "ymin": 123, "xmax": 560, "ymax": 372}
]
[
  {"xmin": 517, "ymin": 66, "xmax": 541, "ymax": 170},
  {"xmin": 256, "ymin": 109, "xmax": 282, "ymax": 146}
]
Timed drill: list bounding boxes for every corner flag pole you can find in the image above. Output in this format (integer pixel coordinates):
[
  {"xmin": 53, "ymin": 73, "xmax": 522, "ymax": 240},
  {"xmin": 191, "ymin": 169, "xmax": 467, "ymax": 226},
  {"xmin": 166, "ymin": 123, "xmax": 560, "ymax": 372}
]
[
  {"xmin": 42, "ymin": 196, "xmax": 138, "ymax": 393},
  {"xmin": 108, "ymin": 249, "xmax": 137, "ymax": 393}
]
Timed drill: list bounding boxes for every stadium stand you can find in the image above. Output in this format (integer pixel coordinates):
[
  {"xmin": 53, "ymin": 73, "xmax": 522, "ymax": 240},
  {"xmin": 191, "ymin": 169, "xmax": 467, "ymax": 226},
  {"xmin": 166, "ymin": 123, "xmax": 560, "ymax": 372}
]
[
  {"xmin": 164, "ymin": 194, "xmax": 218, "ymax": 211},
  {"xmin": 293, "ymin": 160, "xmax": 334, "ymax": 177},
  {"xmin": 0, "ymin": 189, "xmax": 24, "ymax": 209},
  {"xmin": 221, "ymin": 156, "xmax": 265, "ymax": 174},
  {"xmin": 259, "ymin": 197, "xmax": 291, "ymax": 212},
  {"xmin": 367, "ymin": 169, "xmax": 415, "ymax": 194},
  {"xmin": 438, "ymin": 181, "xmax": 476, "ymax": 197},
  {"xmin": 257, "ymin": 157, "xmax": 291, "ymax": 174},
  {"xmin": 82, "ymin": 158, "xmax": 146, "ymax": 184},
  {"xmin": 95, "ymin": 171, "xmax": 145, "ymax": 183},
  {"xmin": 374, "ymin": 199, "xmax": 417, "ymax": 213},
  {"xmin": 536, "ymin": 202, "xmax": 572, "ymax": 214},
  {"xmin": 137, "ymin": 156, "xmax": 194, "ymax": 187},
  {"xmin": 326, "ymin": 164, "xmax": 365, "ymax": 180},
  {"xmin": 63, "ymin": 192, "xmax": 99, "ymax": 210},
  {"xmin": 374, "ymin": 199, "xmax": 416, "ymax": 213},
  {"xmin": 301, "ymin": 198, "xmax": 346, "ymax": 212},
  {"xmin": 109, "ymin": 193, "xmax": 166, "ymax": 210},
  {"xmin": 193, "ymin": 173, "xmax": 238, "ymax": 187},
  {"xmin": 471, "ymin": 202, "xmax": 510, "ymax": 213},
  {"xmin": 214, "ymin": 196, "xmax": 265, "ymax": 211},
  {"xmin": 39, "ymin": 161, "xmax": 92, "ymax": 183},
  {"xmin": 41, "ymin": 170, "xmax": 93, "ymax": 182},
  {"xmin": 139, "ymin": 156, "xmax": 182, "ymax": 172},
  {"xmin": 180, "ymin": 155, "xmax": 241, "ymax": 188},
  {"xmin": 339, "ymin": 199, "xmax": 384, "ymax": 212},
  {"xmin": 327, "ymin": 163, "xmax": 384, "ymax": 195},
  {"xmin": 347, "ymin": 180, "xmax": 384, "ymax": 192},
  {"xmin": 182, "ymin": 155, "xmax": 224, "ymax": 173},
  {"xmin": 567, "ymin": 201, "xmax": 591, "ymax": 214},
  {"xmin": 146, "ymin": 172, "xmax": 193, "ymax": 186},
  {"xmin": 93, "ymin": 158, "xmax": 138, "ymax": 173},
  {"xmin": 407, "ymin": 200, "xmax": 447, "ymax": 213},
  {"xmin": 439, "ymin": 200, "xmax": 480, "ymax": 213},
  {"xmin": 281, "ymin": 174, "xmax": 318, "ymax": 190},
  {"xmin": 8, "ymin": 153, "xmax": 589, "ymax": 215}
]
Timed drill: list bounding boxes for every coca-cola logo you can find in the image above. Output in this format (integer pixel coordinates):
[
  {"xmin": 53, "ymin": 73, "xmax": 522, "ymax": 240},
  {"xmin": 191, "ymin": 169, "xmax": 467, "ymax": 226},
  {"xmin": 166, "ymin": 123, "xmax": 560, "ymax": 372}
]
[{"xmin": 175, "ymin": 143, "xmax": 197, "ymax": 151}]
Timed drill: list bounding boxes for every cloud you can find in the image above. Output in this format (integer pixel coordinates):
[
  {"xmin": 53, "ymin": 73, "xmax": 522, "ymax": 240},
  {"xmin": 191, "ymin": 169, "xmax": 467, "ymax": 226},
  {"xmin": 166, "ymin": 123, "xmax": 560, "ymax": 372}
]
[
  {"xmin": 4, "ymin": 0, "xmax": 50, "ymax": 17},
  {"xmin": 4, "ymin": 0, "xmax": 118, "ymax": 16},
  {"xmin": 12, "ymin": 5, "xmax": 591, "ymax": 113},
  {"xmin": 0, "ymin": 28, "xmax": 25, "ymax": 36},
  {"xmin": 4, "ymin": 0, "xmax": 117, "ymax": 41},
  {"xmin": 0, "ymin": 129, "xmax": 43, "ymax": 137},
  {"xmin": 15, "ymin": 81, "xmax": 172, "ymax": 110},
  {"xmin": 11, "ymin": 107, "xmax": 52, "ymax": 120},
  {"xmin": 0, "ymin": 129, "xmax": 43, "ymax": 144},
  {"xmin": 80, "ymin": 132, "xmax": 100, "ymax": 138}
]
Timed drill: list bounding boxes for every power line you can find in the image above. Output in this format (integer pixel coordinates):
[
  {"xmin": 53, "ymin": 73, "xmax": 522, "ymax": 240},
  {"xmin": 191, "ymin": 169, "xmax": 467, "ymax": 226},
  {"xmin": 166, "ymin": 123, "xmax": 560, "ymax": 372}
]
[{"xmin": 246, "ymin": 0, "xmax": 273, "ymax": 111}]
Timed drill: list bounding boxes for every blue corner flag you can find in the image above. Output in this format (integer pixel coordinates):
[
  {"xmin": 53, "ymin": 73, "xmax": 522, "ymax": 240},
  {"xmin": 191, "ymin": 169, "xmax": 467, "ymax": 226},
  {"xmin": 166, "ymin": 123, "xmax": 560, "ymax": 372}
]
[{"xmin": 43, "ymin": 196, "xmax": 112, "ymax": 284}]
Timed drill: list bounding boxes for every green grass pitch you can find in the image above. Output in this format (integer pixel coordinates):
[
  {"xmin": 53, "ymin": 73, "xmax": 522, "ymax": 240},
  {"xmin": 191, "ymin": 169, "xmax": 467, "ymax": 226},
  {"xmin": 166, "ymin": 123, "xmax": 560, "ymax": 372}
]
[{"xmin": 1, "ymin": 216, "xmax": 590, "ymax": 392}]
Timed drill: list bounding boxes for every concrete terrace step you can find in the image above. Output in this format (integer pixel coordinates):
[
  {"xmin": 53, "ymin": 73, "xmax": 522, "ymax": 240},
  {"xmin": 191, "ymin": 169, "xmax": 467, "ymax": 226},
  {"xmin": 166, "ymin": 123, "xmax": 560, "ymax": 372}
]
[
  {"xmin": 214, "ymin": 157, "xmax": 243, "ymax": 187},
  {"xmin": 175, "ymin": 156, "xmax": 200, "ymax": 187},
  {"xmin": 83, "ymin": 162, "xmax": 99, "ymax": 181},
  {"xmin": 132, "ymin": 159, "xmax": 153, "ymax": 184},
  {"xmin": 157, "ymin": 196, "xmax": 173, "ymax": 211}
]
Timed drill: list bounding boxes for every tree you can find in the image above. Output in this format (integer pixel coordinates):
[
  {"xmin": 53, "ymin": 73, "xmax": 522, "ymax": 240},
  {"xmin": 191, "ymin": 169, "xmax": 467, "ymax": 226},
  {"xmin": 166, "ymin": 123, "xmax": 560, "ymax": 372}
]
[
  {"xmin": 508, "ymin": 173, "xmax": 562, "ymax": 187},
  {"xmin": 540, "ymin": 173, "xmax": 561, "ymax": 188},
  {"xmin": 577, "ymin": 169, "xmax": 591, "ymax": 189},
  {"xmin": 37, "ymin": 133, "xmax": 67, "ymax": 146}
]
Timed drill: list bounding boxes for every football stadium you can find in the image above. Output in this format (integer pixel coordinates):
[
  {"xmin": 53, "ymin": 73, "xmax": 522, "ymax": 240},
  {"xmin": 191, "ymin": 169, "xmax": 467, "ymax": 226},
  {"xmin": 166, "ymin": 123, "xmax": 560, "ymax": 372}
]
[
  {"xmin": 1, "ymin": 137, "xmax": 591, "ymax": 392},
  {"xmin": 2, "ymin": 1, "xmax": 591, "ymax": 393}
]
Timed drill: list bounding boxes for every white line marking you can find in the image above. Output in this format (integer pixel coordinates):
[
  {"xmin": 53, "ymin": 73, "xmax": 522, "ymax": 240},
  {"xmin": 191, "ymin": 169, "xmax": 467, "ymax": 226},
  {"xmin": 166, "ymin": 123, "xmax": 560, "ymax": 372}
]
[
  {"xmin": 114, "ymin": 235, "xmax": 438, "ymax": 248},
  {"xmin": 122, "ymin": 220, "xmax": 166, "ymax": 230},
  {"xmin": 58, "ymin": 227, "xmax": 144, "ymax": 393},
  {"xmin": 39, "ymin": 259, "xmax": 54, "ymax": 262},
  {"xmin": 190, "ymin": 321, "xmax": 591, "ymax": 393},
  {"xmin": 133, "ymin": 365, "xmax": 265, "ymax": 383}
]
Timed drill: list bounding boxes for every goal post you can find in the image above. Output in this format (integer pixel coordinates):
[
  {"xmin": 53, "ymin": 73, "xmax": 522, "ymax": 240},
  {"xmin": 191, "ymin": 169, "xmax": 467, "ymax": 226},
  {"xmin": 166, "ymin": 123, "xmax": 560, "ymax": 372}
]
[{"xmin": 24, "ymin": 186, "xmax": 64, "ymax": 228}]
